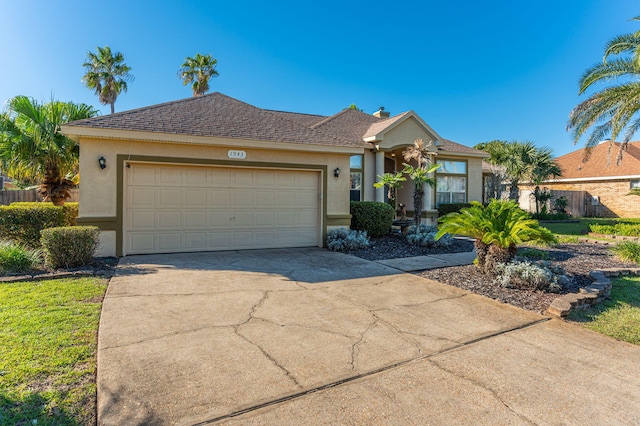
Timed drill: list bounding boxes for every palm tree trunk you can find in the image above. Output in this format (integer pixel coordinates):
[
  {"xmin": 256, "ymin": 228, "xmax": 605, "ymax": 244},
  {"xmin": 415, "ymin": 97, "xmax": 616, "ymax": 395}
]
[
  {"xmin": 485, "ymin": 244, "xmax": 518, "ymax": 274},
  {"xmin": 474, "ymin": 240, "xmax": 490, "ymax": 273},
  {"xmin": 110, "ymin": 102, "xmax": 115, "ymax": 114},
  {"xmin": 413, "ymin": 189, "xmax": 423, "ymax": 226},
  {"xmin": 509, "ymin": 180, "xmax": 519, "ymax": 201}
]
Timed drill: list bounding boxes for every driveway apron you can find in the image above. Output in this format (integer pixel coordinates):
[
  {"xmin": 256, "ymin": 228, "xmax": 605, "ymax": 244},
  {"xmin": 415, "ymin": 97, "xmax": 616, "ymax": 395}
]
[{"xmin": 97, "ymin": 248, "xmax": 640, "ymax": 425}]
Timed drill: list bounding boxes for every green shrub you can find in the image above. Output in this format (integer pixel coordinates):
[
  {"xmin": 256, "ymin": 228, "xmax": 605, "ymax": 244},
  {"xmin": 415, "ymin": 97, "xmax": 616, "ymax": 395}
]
[
  {"xmin": 0, "ymin": 242, "xmax": 42, "ymax": 274},
  {"xmin": 350, "ymin": 201, "xmax": 394, "ymax": 237},
  {"xmin": 327, "ymin": 228, "xmax": 370, "ymax": 252},
  {"xmin": 517, "ymin": 247, "xmax": 550, "ymax": 260},
  {"xmin": 611, "ymin": 241, "xmax": 640, "ymax": 264},
  {"xmin": 0, "ymin": 202, "xmax": 79, "ymax": 248},
  {"xmin": 590, "ymin": 222, "xmax": 640, "ymax": 237},
  {"xmin": 40, "ymin": 226, "xmax": 99, "ymax": 269},
  {"xmin": 437, "ymin": 203, "xmax": 473, "ymax": 217}
]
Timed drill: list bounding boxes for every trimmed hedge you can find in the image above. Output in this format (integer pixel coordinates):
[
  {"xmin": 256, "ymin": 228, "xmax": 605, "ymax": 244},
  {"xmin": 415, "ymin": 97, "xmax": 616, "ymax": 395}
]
[
  {"xmin": 40, "ymin": 226, "xmax": 99, "ymax": 268},
  {"xmin": 350, "ymin": 201, "xmax": 394, "ymax": 237},
  {"xmin": 0, "ymin": 202, "xmax": 79, "ymax": 248},
  {"xmin": 438, "ymin": 203, "xmax": 473, "ymax": 216}
]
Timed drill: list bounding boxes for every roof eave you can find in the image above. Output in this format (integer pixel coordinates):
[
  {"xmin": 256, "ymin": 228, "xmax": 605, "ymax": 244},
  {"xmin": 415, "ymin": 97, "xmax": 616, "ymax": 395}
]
[{"xmin": 60, "ymin": 125, "xmax": 365, "ymax": 154}]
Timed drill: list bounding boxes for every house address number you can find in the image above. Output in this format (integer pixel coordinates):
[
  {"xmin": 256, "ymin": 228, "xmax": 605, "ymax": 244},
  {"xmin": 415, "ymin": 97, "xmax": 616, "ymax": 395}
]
[{"xmin": 228, "ymin": 150, "xmax": 247, "ymax": 159}]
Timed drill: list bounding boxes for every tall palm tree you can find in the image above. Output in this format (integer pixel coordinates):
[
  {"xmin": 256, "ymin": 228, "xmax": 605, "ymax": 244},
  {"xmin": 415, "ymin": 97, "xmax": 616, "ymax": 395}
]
[
  {"xmin": 0, "ymin": 96, "xmax": 99, "ymax": 204},
  {"xmin": 528, "ymin": 147, "xmax": 562, "ymax": 214},
  {"xmin": 501, "ymin": 141, "xmax": 537, "ymax": 201},
  {"xmin": 82, "ymin": 46, "xmax": 133, "ymax": 114},
  {"xmin": 567, "ymin": 16, "xmax": 640, "ymax": 165},
  {"xmin": 178, "ymin": 53, "xmax": 219, "ymax": 96},
  {"xmin": 402, "ymin": 139, "xmax": 440, "ymax": 226}
]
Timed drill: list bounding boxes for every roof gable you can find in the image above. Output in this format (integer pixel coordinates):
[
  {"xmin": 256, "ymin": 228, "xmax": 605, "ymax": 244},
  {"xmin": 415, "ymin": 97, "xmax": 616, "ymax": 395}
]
[{"xmin": 554, "ymin": 142, "xmax": 640, "ymax": 180}]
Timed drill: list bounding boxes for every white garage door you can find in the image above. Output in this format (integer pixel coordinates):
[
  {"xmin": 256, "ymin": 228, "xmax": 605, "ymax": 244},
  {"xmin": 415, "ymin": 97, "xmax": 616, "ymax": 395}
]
[{"xmin": 124, "ymin": 163, "xmax": 321, "ymax": 254}]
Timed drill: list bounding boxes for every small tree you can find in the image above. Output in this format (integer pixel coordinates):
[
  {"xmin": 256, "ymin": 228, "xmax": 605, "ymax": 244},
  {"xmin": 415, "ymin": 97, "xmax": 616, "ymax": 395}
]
[
  {"xmin": 178, "ymin": 53, "xmax": 219, "ymax": 96},
  {"xmin": 402, "ymin": 139, "xmax": 440, "ymax": 226},
  {"xmin": 373, "ymin": 172, "xmax": 406, "ymax": 210}
]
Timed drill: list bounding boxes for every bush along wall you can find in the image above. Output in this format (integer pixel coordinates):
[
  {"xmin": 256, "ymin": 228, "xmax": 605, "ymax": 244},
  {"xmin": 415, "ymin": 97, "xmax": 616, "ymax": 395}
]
[
  {"xmin": 437, "ymin": 203, "xmax": 473, "ymax": 217},
  {"xmin": 0, "ymin": 202, "xmax": 79, "ymax": 248},
  {"xmin": 350, "ymin": 201, "xmax": 394, "ymax": 237},
  {"xmin": 40, "ymin": 226, "xmax": 99, "ymax": 269}
]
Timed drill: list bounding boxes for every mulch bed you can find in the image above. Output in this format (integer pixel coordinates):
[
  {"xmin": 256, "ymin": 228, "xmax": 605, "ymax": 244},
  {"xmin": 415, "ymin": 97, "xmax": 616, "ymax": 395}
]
[{"xmin": 350, "ymin": 235, "xmax": 636, "ymax": 314}]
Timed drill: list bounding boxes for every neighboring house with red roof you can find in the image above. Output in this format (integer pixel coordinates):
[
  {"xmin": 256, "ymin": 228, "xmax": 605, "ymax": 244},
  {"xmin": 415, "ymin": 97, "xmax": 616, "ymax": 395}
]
[
  {"xmin": 526, "ymin": 141, "xmax": 640, "ymax": 217},
  {"xmin": 61, "ymin": 93, "xmax": 487, "ymax": 256}
]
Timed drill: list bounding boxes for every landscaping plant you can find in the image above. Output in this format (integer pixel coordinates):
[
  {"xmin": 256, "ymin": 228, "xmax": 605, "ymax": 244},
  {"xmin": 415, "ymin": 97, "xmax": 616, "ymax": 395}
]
[
  {"xmin": 0, "ymin": 202, "xmax": 78, "ymax": 248},
  {"xmin": 40, "ymin": 226, "xmax": 99, "ymax": 268},
  {"xmin": 402, "ymin": 139, "xmax": 440, "ymax": 226},
  {"xmin": 327, "ymin": 228, "xmax": 370, "ymax": 252},
  {"xmin": 611, "ymin": 241, "xmax": 640, "ymax": 264},
  {"xmin": 436, "ymin": 199, "xmax": 557, "ymax": 274},
  {"xmin": 373, "ymin": 172, "xmax": 405, "ymax": 210},
  {"xmin": 494, "ymin": 260, "xmax": 568, "ymax": 291},
  {"xmin": 350, "ymin": 201, "xmax": 394, "ymax": 237},
  {"xmin": 0, "ymin": 241, "xmax": 42, "ymax": 274},
  {"xmin": 406, "ymin": 224, "xmax": 452, "ymax": 248}
]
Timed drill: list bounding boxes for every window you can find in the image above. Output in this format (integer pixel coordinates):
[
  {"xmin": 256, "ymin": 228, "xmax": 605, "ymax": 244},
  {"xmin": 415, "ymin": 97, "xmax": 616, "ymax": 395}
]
[
  {"xmin": 350, "ymin": 155, "xmax": 363, "ymax": 201},
  {"xmin": 631, "ymin": 179, "xmax": 640, "ymax": 189},
  {"xmin": 436, "ymin": 160, "xmax": 467, "ymax": 207}
]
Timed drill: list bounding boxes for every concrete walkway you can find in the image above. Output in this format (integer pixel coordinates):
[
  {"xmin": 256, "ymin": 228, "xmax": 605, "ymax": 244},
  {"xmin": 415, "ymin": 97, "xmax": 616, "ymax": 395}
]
[{"xmin": 97, "ymin": 248, "xmax": 640, "ymax": 425}]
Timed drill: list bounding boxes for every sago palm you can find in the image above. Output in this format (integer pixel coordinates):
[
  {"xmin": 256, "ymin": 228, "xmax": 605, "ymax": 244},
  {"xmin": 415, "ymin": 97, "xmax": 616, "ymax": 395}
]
[
  {"xmin": 82, "ymin": 46, "xmax": 133, "ymax": 114},
  {"xmin": 567, "ymin": 16, "xmax": 640, "ymax": 165},
  {"xmin": 0, "ymin": 96, "xmax": 99, "ymax": 204},
  {"xmin": 437, "ymin": 200, "xmax": 556, "ymax": 274},
  {"xmin": 178, "ymin": 53, "xmax": 219, "ymax": 96}
]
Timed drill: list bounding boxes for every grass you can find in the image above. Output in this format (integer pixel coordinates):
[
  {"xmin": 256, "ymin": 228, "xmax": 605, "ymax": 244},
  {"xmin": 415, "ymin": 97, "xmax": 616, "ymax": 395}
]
[
  {"xmin": 541, "ymin": 217, "xmax": 618, "ymax": 236},
  {"xmin": 611, "ymin": 241, "xmax": 640, "ymax": 264},
  {"xmin": 0, "ymin": 242, "xmax": 42, "ymax": 275},
  {"xmin": 569, "ymin": 276, "xmax": 640, "ymax": 345},
  {"xmin": 0, "ymin": 277, "xmax": 108, "ymax": 425}
]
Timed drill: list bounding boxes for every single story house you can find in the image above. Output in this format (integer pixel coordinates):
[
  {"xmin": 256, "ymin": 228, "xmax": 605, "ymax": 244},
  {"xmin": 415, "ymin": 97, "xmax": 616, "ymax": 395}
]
[
  {"xmin": 61, "ymin": 93, "xmax": 488, "ymax": 256},
  {"xmin": 523, "ymin": 141, "xmax": 640, "ymax": 217}
]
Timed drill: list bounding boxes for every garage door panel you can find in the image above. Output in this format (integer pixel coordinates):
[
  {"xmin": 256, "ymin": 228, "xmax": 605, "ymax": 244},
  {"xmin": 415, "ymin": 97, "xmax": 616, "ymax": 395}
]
[
  {"xmin": 158, "ymin": 189, "xmax": 183, "ymax": 207},
  {"xmin": 185, "ymin": 211, "xmax": 207, "ymax": 228},
  {"xmin": 158, "ymin": 211, "xmax": 182, "ymax": 228},
  {"xmin": 209, "ymin": 211, "xmax": 230, "ymax": 227},
  {"xmin": 129, "ymin": 188, "xmax": 155, "ymax": 207},
  {"xmin": 209, "ymin": 190, "xmax": 231, "ymax": 206},
  {"xmin": 233, "ymin": 212, "xmax": 253, "ymax": 227},
  {"xmin": 129, "ymin": 233, "xmax": 155, "ymax": 253},
  {"xmin": 125, "ymin": 164, "xmax": 320, "ymax": 254},
  {"xmin": 185, "ymin": 190, "xmax": 207, "ymax": 207},
  {"xmin": 233, "ymin": 190, "xmax": 255, "ymax": 208},
  {"xmin": 185, "ymin": 168, "xmax": 209, "ymax": 186},
  {"xmin": 130, "ymin": 211, "xmax": 156, "ymax": 229}
]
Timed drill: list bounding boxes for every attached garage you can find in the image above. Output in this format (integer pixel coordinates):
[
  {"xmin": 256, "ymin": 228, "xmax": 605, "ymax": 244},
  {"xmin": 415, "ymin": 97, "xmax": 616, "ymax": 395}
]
[{"xmin": 125, "ymin": 163, "xmax": 321, "ymax": 255}]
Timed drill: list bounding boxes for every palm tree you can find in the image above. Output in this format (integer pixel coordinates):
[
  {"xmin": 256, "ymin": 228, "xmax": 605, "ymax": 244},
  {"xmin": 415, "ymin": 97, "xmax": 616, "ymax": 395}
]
[
  {"xmin": 0, "ymin": 96, "xmax": 99, "ymax": 205},
  {"xmin": 528, "ymin": 147, "xmax": 562, "ymax": 214},
  {"xmin": 402, "ymin": 139, "xmax": 440, "ymax": 226},
  {"xmin": 373, "ymin": 172, "xmax": 406, "ymax": 210},
  {"xmin": 178, "ymin": 53, "xmax": 219, "ymax": 96},
  {"xmin": 474, "ymin": 140, "xmax": 508, "ymax": 200},
  {"xmin": 82, "ymin": 46, "xmax": 133, "ymax": 114},
  {"xmin": 436, "ymin": 200, "xmax": 556, "ymax": 274},
  {"xmin": 567, "ymin": 16, "xmax": 640, "ymax": 165}
]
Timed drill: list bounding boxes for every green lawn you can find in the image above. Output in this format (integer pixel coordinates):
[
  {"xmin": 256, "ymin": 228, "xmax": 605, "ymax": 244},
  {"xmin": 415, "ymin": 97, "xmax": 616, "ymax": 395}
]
[
  {"xmin": 541, "ymin": 218, "xmax": 619, "ymax": 236},
  {"xmin": 569, "ymin": 276, "xmax": 640, "ymax": 345},
  {"xmin": 0, "ymin": 277, "xmax": 108, "ymax": 425}
]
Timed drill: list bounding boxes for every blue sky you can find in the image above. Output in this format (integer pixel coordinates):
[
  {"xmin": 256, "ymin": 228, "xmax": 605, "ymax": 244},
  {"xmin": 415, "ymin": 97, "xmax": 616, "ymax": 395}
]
[{"xmin": 0, "ymin": 1, "xmax": 636, "ymax": 156}]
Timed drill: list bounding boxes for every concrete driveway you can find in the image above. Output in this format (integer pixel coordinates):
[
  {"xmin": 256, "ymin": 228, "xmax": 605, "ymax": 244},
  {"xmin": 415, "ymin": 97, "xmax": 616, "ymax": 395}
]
[{"xmin": 98, "ymin": 248, "xmax": 640, "ymax": 425}]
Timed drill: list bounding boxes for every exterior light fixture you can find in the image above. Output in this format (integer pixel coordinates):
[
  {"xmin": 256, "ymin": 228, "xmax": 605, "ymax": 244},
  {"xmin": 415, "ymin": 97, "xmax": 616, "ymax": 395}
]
[
  {"xmin": 334, "ymin": 167, "xmax": 341, "ymax": 178},
  {"xmin": 98, "ymin": 156, "xmax": 106, "ymax": 170}
]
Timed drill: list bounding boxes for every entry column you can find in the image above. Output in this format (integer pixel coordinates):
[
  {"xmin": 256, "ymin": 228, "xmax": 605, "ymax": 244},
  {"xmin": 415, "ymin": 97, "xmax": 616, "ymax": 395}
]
[{"xmin": 375, "ymin": 151, "xmax": 385, "ymax": 202}]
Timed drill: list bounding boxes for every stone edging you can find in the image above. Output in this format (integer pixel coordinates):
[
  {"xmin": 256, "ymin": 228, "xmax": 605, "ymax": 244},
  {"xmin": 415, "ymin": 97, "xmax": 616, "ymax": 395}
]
[
  {"xmin": 545, "ymin": 268, "xmax": 640, "ymax": 317},
  {"xmin": 0, "ymin": 269, "xmax": 114, "ymax": 283},
  {"xmin": 587, "ymin": 233, "xmax": 640, "ymax": 243}
]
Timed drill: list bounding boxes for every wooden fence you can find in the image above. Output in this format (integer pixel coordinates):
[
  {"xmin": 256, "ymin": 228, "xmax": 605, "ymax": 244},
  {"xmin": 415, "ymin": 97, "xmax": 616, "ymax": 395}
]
[
  {"xmin": 519, "ymin": 189, "xmax": 586, "ymax": 217},
  {"xmin": 0, "ymin": 189, "xmax": 79, "ymax": 205}
]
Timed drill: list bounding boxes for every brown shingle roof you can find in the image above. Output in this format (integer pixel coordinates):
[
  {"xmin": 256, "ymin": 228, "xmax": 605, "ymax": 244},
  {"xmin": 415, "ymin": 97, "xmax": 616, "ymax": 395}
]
[
  {"xmin": 65, "ymin": 92, "xmax": 360, "ymax": 147},
  {"xmin": 64, "ymin": 92, "xmax": 484, "ymax": 155},
  {"xmin": 554, "ymin": 141, "xmax": 640, "ymax": 179},
  {"xmin": 438, "ymin": 139, "xmax": 488, "ymax": 156}
]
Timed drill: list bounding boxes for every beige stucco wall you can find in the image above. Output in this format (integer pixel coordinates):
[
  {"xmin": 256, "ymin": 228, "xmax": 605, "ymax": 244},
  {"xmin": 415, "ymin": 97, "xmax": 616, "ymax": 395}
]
[
  {"xmin": 378, "ymin": 117, "xmax": 439, "ymax": 151},
  {"xmin": 78, "ymin": 136, "xmax": 357, "ymax": 255},
  {"xmin": 467, "ymin": 157, "xmax": 484, "ymax": 203}
]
